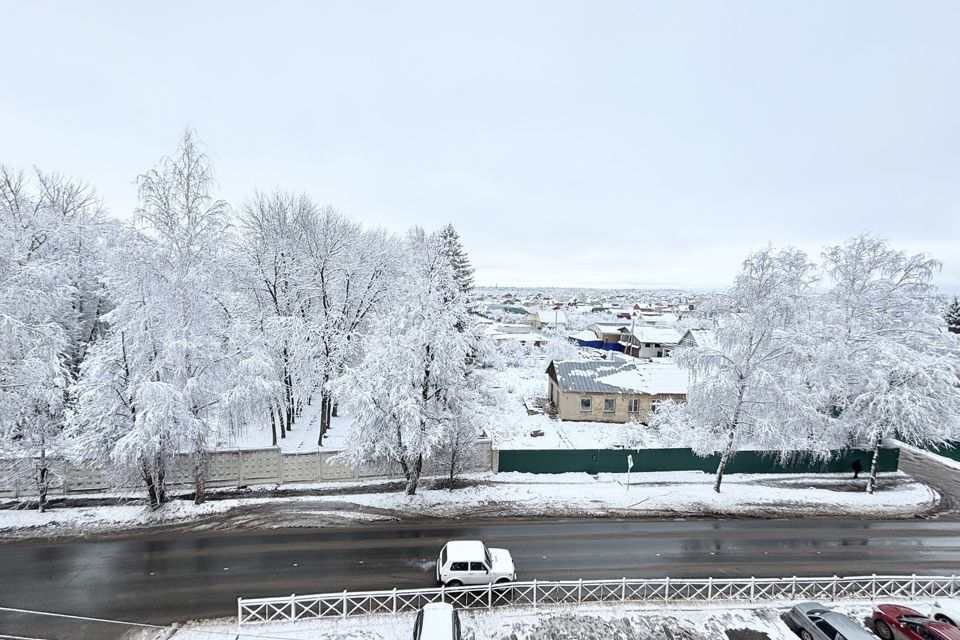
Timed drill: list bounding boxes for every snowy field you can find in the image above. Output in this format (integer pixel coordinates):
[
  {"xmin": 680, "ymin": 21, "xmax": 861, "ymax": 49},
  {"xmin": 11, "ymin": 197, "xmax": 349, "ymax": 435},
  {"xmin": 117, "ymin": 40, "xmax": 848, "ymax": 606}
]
[
  {"xmin": 0, "ymin": 470, "xmax": 936, "ymax": 540},
  {"xmin": 220, "ymin": 402, "xmax": 355, "ymax": 452},
  {"xmin": 158, "ymin": 600, "xmax": 905, "ymax": 640}
]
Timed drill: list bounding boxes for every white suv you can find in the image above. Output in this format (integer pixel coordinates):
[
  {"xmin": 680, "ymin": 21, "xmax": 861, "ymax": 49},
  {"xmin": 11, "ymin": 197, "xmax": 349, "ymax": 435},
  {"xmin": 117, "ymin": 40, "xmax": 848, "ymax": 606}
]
[{"xmin": 436, "ymin": 540, "xmax": 516, "ymax": 587}]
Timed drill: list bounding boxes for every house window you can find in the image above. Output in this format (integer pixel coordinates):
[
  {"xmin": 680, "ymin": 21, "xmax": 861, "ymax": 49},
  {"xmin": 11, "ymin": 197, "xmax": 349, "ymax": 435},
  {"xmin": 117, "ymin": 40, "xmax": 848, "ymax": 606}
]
[
  {"xmin": 603, "ymin": 398, "xmax": 615, "ymax": 413},
  {"xmin": 580, "ymin": 397, "xmax": 592, "ymax": 412},
  {"xmin": 627, "ymin": 398, "xmax": 639, "ymax": 413}
]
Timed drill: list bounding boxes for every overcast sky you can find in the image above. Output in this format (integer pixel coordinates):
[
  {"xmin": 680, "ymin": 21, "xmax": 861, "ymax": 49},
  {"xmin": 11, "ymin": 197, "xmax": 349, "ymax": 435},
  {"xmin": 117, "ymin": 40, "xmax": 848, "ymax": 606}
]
[{"xmin": 3, "ymin": 1, "xmax": 959, "ymax": 290}]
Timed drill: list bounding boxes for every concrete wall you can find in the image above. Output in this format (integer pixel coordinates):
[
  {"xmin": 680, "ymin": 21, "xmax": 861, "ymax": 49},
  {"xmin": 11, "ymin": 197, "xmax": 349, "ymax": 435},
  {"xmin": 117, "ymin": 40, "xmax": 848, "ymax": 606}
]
[
  {"xmin": 555, "ymin": 391, "xmax": 685, "ymax": 423},
  {"xmin": 0, "ymin": 439, "xmax": 495, "ymax": 498}
]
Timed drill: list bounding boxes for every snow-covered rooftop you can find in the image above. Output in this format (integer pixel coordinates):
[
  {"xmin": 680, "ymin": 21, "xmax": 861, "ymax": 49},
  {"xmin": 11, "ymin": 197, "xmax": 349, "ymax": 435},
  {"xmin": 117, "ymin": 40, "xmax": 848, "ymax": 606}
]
[
  {"xmin": 550, "ymin": 360, "xmax": 688, "ymax": 395},
  {"xmin": 627, "ymin": 326, "xmax": 681, "ymax": 345},
  {"xmin": 444, "ymin": 540, "xmax": 487, "ymax": 562}
]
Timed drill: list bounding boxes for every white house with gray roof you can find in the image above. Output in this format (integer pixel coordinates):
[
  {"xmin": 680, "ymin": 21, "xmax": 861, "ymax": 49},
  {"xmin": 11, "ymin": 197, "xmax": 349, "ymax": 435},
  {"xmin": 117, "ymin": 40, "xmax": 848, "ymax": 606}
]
[{"xmin": 546, "ymin": 359, "xmax": 688, "ymax": 424}]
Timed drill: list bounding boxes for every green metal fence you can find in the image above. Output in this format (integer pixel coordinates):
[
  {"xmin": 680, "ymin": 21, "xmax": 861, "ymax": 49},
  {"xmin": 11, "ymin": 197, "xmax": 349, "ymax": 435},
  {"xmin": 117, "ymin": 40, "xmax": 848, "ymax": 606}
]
[
  {"xmin": 497, "ymin": 447, "xmax": 899, "ymax": 475},
  {"xmin": 926, "ymin": 442, "xmax": 960, "ymax": 463}
]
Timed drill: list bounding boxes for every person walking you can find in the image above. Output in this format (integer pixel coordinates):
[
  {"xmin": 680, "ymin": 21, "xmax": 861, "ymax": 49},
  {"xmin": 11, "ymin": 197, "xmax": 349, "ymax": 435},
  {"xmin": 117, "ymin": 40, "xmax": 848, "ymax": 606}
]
[{"xmin": 852, "ymin": 458, "xmax": 863, "ymax": 479}]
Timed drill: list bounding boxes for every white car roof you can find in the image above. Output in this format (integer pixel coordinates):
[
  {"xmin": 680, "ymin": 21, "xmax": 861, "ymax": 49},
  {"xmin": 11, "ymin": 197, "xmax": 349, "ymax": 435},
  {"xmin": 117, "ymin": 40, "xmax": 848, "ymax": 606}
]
[
  {"xmin": 421, "ymin": 602, "xmax": 455, "ymax": 638},
  {"xmin": 445, "ymin": 540, "xmax": 486, "ymax": 562}
]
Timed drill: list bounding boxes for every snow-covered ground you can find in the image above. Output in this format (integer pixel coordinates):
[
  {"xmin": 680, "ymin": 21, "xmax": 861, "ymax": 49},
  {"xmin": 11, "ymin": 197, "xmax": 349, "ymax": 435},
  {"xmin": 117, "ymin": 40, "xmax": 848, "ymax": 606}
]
[
  {"xmin": 221, "ymin": 402, "xmax": 355, "ymax": 452},
  {"xmin": 159, "ymin": 600, "xmax": 903, "ymax": 640},
  {"xmin": 0, "ymin": 470, "xmax": 937, "ymax": 540}
]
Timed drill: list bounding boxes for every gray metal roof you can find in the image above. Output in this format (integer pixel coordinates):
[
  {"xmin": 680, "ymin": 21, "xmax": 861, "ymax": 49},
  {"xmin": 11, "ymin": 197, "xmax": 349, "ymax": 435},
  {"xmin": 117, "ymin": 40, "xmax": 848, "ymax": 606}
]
[{"xmin": 552, "ymin": 360, "xmax": 629, "ymax": 393}]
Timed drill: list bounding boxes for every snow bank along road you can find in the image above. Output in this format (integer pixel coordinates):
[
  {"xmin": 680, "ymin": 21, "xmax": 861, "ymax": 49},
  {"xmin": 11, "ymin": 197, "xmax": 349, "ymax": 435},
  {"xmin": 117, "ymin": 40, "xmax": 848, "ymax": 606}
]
[{"xmin": 4, "ymin": 519, "xmax": 960, "ymax": 639}]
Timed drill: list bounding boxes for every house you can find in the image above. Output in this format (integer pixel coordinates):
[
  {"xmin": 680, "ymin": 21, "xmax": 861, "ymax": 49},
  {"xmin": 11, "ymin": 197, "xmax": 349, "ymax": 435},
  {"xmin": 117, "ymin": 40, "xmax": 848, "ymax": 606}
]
[
  {"xmin": 586, "ymin": 323, "xmax": 631, "ymax": 351},
  {"xmin": 678, "ymin": 328, "xmax": 718, "ymax": 349},
  {"xmin": 525, "ymin": 309, "xmax": 568, "ymax": 330},
  {"xmin": 619, "ymin": 326, "xmax": 681, "ymax": 358},
  {"xmin": 485, "ymin": 323, "xmax": 548, "ymax": 347},
  {"xmin": 546, "ymin": 359, "xmax": 688, "ymax": 423}
]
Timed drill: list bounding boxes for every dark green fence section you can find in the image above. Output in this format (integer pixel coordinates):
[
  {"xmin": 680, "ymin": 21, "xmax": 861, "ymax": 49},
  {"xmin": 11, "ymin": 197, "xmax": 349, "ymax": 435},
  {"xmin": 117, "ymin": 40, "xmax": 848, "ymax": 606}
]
[
  {"xmin": 497, "ymin": 447, "xmax": 899, "ymax": 475},
  {"xmin": 926, "ymin": 442, "xmax": 960, "ymax": 463}
]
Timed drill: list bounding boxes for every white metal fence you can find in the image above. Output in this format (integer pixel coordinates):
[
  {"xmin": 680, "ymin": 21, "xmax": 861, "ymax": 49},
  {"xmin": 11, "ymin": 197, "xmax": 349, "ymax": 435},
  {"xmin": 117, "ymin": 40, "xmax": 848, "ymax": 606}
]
[{"xmin": 237, "ymin": 574, "xmax": 960, "ymax": 625}]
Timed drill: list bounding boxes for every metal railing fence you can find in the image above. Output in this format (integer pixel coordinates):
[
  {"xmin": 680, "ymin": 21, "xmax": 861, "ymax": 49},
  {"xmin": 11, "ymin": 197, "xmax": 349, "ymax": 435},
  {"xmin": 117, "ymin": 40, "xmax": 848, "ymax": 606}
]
[{"xmin": 238, "ymin": 574, "xmax": 959, "ymax": 625}]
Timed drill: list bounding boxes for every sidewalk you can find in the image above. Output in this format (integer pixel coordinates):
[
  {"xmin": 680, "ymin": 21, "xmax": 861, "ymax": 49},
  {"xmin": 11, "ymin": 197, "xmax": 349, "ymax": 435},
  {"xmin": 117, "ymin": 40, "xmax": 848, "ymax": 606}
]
[{"xmin": 0, "ymin": 470, "xmax": 939, "ymax": 541}]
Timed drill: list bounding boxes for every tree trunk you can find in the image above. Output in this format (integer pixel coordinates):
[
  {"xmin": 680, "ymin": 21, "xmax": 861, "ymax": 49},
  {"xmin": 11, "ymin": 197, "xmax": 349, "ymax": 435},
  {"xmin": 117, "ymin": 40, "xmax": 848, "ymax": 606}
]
[
  {"xmin": 714, "ymin": 383, "xmax": 746, "ymax": 493},
  {"xmin": 193, "ymin": 457, "xmax": 206, "ymax": 505},
  {"xmin": 143, "ymin": 460, "xmax": 159, "ymax": 509},
  {"xmin": 713, "ymin": 433, "xmax": 735, "ymax": 493},
  {"xmin": 37, "ymin": 463, "xmax": 49, "ymax": 513},
  {"xmin": 866, "ymin": 428, "xmax": 884, "ymax": 495},
  {"xmin": 155, "ymin": 455, "xmax": 167, "ymax": 506},
  {"xmin": 277, "ymin": 404, "xmax": 286, "ymax": 439},
  {"xmin": 331, "ymin": 402, "xmax": 338, "ymax": 418},
  {"xmin": 269, "ymin": 404, "xmax": 278, "ymax": 447},
  {"xmin": 318, "ymin": 385, "xmax": 332, "ymax": 446},
  {"xmin": 405, "ymin": 454, "xmax": 423, "ymax": 495}
]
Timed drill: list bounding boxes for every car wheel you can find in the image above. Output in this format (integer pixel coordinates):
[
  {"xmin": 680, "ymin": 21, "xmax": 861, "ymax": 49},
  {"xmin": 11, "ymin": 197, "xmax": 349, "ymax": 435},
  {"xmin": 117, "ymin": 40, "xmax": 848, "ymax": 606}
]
[
  {"xmin": 495, "ymin": 577, "xmax": 511, "ymax": 584},
  {"xmin": 935, "ymin": 614, "xmax": 957, "ymax": 627},
  {"xmin": 874, "ymin": 620, "xmax": 894, "ymax": 640},
  {"xmin": 800, "ymin": 629, "xmax": 814, "ymax": 640},
  {"xmin": 446, "ymin": 580, "xmax": 463, "ymax": 587}
]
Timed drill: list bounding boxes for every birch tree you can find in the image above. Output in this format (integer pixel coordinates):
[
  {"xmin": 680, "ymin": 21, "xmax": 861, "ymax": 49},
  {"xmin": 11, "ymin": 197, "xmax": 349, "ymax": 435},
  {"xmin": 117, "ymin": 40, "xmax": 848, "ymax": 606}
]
[
  {"xmin": 69, "ymin": 130, "xmax": 273, "ymax": 506},
  {"xmin": 334, "ymin": 228, "xmax": 478, "ymax": 494},
  {"xmin": 653, "ymin": 247, "xmax": 819, "ymax": 492},
  {"xmin": 819, "ymin": 236, "xmax": 960, "ymax": 493}
]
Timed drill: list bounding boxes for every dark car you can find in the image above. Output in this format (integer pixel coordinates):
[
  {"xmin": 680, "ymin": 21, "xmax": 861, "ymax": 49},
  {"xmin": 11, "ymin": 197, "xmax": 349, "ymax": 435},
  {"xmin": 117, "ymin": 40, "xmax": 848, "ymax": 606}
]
[{"xmin": 871, "ymin": 604, "xmax": 960, "ymax": 640}]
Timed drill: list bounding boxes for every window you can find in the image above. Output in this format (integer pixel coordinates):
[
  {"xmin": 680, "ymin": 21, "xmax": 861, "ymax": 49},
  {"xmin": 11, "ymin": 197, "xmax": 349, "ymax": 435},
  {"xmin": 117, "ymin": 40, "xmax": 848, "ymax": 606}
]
[
  {"xmin": 603, "ymin": 398, "xmax": 615, "ymax": 413},
  {"xmin": 450, "ymin": 562, "xmax": 468, "ymax": 572},
  {"xmin": 627, "ymin": 398, "xmax": 639, "ymax": 413},
  {"xmin": 650, "ymin": 399, "xmax": 664, "ymax": 414},
  {"xmin": 580, "ymin": 397, "xmax": 592, "ymax": 412},
  {"xmin": 469, "ymin": 562, "xmax": 486, "ymax": 571}
]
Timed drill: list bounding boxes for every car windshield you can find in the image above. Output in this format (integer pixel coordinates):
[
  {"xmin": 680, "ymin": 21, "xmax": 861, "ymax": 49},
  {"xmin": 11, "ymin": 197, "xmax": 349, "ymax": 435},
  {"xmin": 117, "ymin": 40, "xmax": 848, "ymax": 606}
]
[{"xmin": 484, "ymin": 546, "xmax": 492, "ymax": 566}]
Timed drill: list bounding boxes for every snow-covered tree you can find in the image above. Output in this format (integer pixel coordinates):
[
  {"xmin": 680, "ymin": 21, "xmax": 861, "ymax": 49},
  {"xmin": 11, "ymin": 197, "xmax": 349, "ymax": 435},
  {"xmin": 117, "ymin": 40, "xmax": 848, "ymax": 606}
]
[
  {"xmin": 652, "ymin": 247, "xmax": 820, "ymax": 492},
  {"xmin": 946, "ymin": 297, "xmax": 960, "ymax": 334},
  {"xmin": 69, "ymin": 130, "xmax": 274, "ymax": 506},
  {"xmin": 334, "ymin": 228, "xmax": 480, "ymax": 494},
  {"xmin": 0, "ymin": 166, "xmax": 108, "ymax": 510},
  {"xmin": 818, "ymin": 236, "xmax": 960, "ymax": 493},
  {"xmin": 438, "ymin": 224, "xmax": 474, "ymax": 294}
]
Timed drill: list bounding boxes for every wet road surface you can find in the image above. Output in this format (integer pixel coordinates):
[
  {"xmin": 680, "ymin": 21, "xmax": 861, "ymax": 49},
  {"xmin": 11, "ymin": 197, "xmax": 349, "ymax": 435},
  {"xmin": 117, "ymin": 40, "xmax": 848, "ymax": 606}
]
[{"xmin": 3, "ymin": 517, "xmax": 960, "ymax": 639}]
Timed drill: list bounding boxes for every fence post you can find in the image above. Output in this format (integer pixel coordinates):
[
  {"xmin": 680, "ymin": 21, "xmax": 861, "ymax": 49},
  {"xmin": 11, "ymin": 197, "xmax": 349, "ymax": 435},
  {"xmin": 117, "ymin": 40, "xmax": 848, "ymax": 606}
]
[
  {"xmin": 708, "ymin": 577, "xmax": 713, "ymax": 602},
  {"xmin": 342, "ymin": 590, "xmax": 348, "ymax": 619},
  {"xmin": 288, "ymin": 594, "xmax": 295, "ymax": 621},
  {"xmin": 578, "ymin": 578, "xmax": 583, "ymax": 604},
  {"xmin": 871, "ymin": 574, "xmax": 877, "ymax": 599},
  {"xmin": 911, "ymin": 574, "xmax": 917, "ymax": 598},
  {"xmin": 279, "ymin": 451, "xmax": 285, "ymax": 486},
  {"xmin": 238, "ymin": 450, "xmax": 243, "ymax": 488},
  {"xmin": 750, "ymin": 577, "xmax": 755, "ymax": 602},
  {"xmin": 621, "ymin": 577, "xmax": 627, "ymax": 603},
  {"xmin": 792, "ymin": 576, "xmax": 797, "ymax": 600},
  {"xmin": 533, "ymin": 579, "xmax": 538, "ymax": 610},
  {"xmin": 664, "ymin": 577, "xmax": 670, "ymax": 603},
  {"xmin": 237, "ymin": 597, "xmax": 242, "ymax": 632},
  {"xmin": 488, "ymin": 582, "xmax": 492, "ymax": 609},
  {"xmin": 831, "ymin": 576, "xmax": 839, "ymax": 602}
]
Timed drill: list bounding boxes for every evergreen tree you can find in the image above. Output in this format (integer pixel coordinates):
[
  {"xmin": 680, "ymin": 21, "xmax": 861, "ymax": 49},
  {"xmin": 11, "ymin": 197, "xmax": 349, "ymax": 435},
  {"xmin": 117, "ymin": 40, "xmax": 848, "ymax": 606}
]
[
  {"xmin": 438, "ymin": 224, "xmax": 474, "ymax": 293},
  {"xmin": 947, "ymin": 297, "xmax": 960, "ymax": 334}
]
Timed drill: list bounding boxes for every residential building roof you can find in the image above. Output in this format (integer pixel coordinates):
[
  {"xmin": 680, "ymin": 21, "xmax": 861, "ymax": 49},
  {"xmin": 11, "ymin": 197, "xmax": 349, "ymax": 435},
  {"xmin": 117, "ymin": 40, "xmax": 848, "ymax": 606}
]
[
  {"xmin": 548, "ymin": 359, "xmax": 688, "ymax": 395},
  {"xmin": 626, "ymin": 326, "xmax": 681, "ymax": 345}
]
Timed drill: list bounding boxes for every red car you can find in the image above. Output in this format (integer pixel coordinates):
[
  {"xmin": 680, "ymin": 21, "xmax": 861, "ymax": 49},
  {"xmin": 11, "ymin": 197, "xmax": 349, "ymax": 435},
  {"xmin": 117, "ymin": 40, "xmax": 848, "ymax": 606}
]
[{"xmin": 872, "ymin": 604, "xmax": 960, "ymax": 640}]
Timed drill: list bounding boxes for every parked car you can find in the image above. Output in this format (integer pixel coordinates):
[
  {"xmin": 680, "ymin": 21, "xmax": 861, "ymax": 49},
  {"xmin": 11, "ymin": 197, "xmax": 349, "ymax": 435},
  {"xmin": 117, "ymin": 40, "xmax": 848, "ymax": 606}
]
[
  {"xmin": 931, "ymin": 601, "xmax": 960, "ymax": 627},
  {"xmin": 412, "ymin": 602, "xmax": 461, "ymax": 640},
  {"xmin": 787, "ymin": 601, "xmax": 874, "ymax": 640},
  {"xmin": 871, "ymin": 604, "xmax": 960, "ymax": 640},
  {"xmin": 436, "ymin": 540, "xmax": 516, "ymax": 587}
]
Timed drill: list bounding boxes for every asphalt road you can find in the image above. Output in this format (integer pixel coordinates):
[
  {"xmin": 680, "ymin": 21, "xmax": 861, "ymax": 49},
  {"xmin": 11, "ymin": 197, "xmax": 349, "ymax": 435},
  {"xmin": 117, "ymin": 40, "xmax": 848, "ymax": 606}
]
[{"xmin": 4, "ymin": 517, "xmax": 960, "ymax": 639}]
